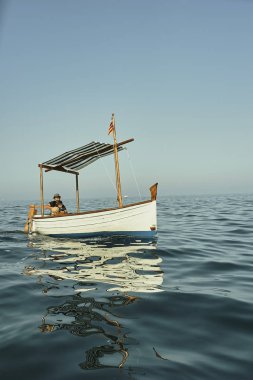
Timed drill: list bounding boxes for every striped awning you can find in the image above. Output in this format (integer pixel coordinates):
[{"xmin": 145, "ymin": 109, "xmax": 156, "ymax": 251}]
[{"xmin": 41, "ymin": 141, "xmax": 124, "ymax": 174}]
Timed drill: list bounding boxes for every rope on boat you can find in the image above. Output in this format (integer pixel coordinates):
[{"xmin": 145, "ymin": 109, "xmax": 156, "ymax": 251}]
[
  {"xmin": 125, "ymin": 148, "xmax": 142, "ymax": 200},
  {"xmin": 94, "ymin": 145, "xmax": 118, "ymax": 194},
  {"xmin": 94, "ymin": 144, "xmax": 142, "ymax": 201}
]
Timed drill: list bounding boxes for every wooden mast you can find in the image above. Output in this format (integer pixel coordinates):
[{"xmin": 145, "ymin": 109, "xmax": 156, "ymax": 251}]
[
  {"xmin": 111, "ymin": 114, "xmax": 123, "ymax": 208},
  {"xmin": 75, "ymin": 174, "xmax": 80, "ymax": 213},
  {"xmin": 39, "ymin": 164, "xmax": 44, "ymax": 217}
]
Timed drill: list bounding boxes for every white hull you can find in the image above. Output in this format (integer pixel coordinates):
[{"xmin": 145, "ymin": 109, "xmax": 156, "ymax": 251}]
[{"xmin": 31, "ymin": 200, "xmax": 157, "ymax": 238}]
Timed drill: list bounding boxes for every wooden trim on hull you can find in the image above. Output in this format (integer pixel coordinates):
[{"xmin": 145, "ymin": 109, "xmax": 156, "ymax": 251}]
[{"xmin": 33, "ymin": 199, "xmax": 153, "ymax": 220}]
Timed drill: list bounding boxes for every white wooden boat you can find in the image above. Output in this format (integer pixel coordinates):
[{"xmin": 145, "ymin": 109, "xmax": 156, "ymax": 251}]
[{"xmin": 25, "ymin": 114, "xmax": 158, "ymax": 238}]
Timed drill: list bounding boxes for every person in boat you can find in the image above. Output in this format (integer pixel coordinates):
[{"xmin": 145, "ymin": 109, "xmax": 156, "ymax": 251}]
[{"xmin": 47, "ymin": 194, "xmax": 67, "ymax": 215}]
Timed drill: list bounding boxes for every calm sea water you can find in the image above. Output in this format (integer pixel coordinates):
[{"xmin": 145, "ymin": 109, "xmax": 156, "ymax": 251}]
[{"xmin": 0, "ymin": 195, "xmax": 253, "ymax": 380}]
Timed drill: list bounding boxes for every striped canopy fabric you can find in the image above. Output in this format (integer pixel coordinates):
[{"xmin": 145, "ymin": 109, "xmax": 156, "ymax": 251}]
[{"xmin": 42, "ymin": 141, "xmax": 123, "ymax": 173}]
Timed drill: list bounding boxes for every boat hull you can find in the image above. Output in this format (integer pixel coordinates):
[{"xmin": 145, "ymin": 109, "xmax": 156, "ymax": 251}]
[{"xmin": 31, "ymin": 200, "xmax": 157, "ymax": 238}]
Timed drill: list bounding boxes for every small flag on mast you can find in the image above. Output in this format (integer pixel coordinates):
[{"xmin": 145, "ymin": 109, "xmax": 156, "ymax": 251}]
[{"xmin": 108, "ymin": 115, "xmax": 115, "ymax": 135}]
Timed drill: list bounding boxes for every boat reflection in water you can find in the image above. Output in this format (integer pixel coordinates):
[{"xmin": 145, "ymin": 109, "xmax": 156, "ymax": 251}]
[
  {"xmin": 25, "ymin": 237, "xmax": 163, "ymax": 370},
  {"xmin": 26, "ymin": 236, "xmax": 163, "ymax": 293}
]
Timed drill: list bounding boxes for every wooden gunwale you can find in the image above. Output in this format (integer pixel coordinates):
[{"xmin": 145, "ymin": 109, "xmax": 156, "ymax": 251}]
[{"xmin": 33, "ymin": 199, "xmax": 152, "ymax": 220}]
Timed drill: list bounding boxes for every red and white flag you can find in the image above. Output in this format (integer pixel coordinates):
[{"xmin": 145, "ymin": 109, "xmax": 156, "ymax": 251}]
[{"xmin": 108, "ymin": 116, "xmax": 114, "ymax": 135}]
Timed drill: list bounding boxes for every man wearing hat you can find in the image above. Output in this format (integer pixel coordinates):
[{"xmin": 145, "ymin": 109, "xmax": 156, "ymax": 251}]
[{"xmin": 47, "ymin": 193, "xmax": 67, "ymax": 215}]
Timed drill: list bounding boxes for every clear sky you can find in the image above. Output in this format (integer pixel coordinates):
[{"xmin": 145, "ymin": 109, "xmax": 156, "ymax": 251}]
[{"xmin": 0, "ymin": 0, "xmax": 252, "ymax": 201}]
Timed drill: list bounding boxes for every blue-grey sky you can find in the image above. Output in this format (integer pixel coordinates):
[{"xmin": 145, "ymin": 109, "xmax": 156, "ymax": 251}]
[{"xmin": 0, "ymin": 0, "xmax": 252, "ymax": 201}]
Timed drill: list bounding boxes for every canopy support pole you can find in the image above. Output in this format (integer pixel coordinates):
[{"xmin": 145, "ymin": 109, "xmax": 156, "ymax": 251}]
[
  {"xmin": 39, "ymin": 164, "xmax": 44, "ymax": 217},
  {"xmin": 111, "ymin": 114, "xmax": 123, "ymax": 208},
  {"xmin": 75, "ymin": 174, "xmax": 80, "ymax": 213}
]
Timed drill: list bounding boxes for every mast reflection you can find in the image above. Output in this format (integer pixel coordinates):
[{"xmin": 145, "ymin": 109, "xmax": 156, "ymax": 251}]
[{"xmin": 39, "ymin": 293, "xmax": 135, "ymax": 369}]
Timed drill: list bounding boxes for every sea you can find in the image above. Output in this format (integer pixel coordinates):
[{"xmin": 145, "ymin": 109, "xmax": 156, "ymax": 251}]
[{"xmin": 0, "ymin": 194, "xmax": 252, "ymax": 380}]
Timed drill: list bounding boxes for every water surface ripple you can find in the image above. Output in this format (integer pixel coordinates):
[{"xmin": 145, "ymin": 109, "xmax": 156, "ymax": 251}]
[{"xmin": 0, "ymin": 195, "xmax": 252, "ymax": 380}]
